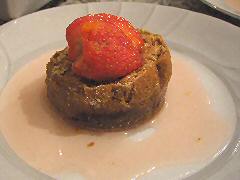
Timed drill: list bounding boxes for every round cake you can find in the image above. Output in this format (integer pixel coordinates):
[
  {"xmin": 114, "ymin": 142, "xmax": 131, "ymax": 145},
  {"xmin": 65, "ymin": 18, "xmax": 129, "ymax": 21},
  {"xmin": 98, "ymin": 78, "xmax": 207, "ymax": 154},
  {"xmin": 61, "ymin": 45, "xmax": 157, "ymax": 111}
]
[{"xmin": 45, "ymin": 15, "xmax": 171, "ymax": 131}]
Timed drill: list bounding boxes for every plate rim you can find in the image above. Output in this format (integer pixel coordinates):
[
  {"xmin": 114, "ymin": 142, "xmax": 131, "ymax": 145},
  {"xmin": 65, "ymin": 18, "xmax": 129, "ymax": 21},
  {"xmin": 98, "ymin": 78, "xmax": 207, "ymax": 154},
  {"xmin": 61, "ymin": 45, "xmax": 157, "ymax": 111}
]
[
  {"xmin": 0, "ymin": 2, "xmax": 239, "ymax": 180},
  {"xmin": 0, "ymin": 2, "xmax": 240, "ymax": 31},
  {"xmin": 200, "ymin": 0, "xmax": 240, "ymax": 20}
]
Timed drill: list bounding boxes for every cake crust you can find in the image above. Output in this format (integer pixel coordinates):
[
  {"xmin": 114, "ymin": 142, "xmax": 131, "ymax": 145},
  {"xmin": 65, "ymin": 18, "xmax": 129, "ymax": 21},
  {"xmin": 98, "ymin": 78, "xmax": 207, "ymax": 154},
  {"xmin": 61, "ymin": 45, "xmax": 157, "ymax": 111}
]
[{"xmin": 46, "ymin": 30, "xmax": 172, "ymax": 131}]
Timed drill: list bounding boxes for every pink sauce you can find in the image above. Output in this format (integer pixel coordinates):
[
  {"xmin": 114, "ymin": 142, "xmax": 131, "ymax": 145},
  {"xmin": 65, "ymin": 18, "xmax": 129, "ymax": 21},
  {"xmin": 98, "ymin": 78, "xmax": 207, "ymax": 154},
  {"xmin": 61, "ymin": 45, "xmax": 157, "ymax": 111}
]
[
  {"xmin": 225, "ymin": 0, "xmax": 240, "ymax": 12},
  {"xmin": 0, "ymin": 52, "xmax": 232, "ymax": 179}
]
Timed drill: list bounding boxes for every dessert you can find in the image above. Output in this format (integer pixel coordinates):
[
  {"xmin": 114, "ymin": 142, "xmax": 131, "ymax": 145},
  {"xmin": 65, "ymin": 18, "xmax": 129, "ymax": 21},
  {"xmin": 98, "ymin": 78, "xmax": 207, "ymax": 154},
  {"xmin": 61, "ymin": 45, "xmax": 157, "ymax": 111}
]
[
  {"xmin": 45, "ymin": 13, "xmax": 172, "ymax": 130},
  {"xmin": 0, "ymin": 10, "xmax": 234, "ymax": 180}
]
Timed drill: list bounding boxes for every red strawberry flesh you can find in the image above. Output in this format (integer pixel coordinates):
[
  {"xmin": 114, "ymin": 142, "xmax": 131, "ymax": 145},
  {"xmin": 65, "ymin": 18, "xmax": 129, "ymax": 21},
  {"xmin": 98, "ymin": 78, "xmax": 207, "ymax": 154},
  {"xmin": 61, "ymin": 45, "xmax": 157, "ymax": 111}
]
[{"xmin": 66, "ymin": 13, "xmax": 144, "ymax": 81}]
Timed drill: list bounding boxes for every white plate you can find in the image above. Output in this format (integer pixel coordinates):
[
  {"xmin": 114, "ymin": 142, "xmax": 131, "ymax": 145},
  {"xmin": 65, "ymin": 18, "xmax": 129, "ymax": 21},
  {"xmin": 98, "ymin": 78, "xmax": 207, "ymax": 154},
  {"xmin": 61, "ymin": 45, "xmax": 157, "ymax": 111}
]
[
  {"xmin": 200, "ymin": 0, "xmax": 240, "ymax": 19},
  {"xmin": 0, "ymin": 2, "xmax": 240, "ymax": 180}
]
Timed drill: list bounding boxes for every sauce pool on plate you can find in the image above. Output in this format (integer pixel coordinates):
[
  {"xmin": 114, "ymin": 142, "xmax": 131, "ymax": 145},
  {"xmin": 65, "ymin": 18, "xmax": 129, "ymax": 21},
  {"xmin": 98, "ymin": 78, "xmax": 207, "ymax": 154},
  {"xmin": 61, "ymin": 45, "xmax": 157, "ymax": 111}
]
[{"xmin": 0, "ymin": 51, "xmax": 234, "ymax": 179}]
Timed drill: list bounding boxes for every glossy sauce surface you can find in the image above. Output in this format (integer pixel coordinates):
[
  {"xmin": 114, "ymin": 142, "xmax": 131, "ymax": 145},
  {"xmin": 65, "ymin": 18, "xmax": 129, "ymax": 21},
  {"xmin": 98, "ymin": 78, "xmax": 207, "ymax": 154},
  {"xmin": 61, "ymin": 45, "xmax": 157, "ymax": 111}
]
[{"xmin": 0, "ymin": 51, "xmax": 233, "ymax": 179}]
